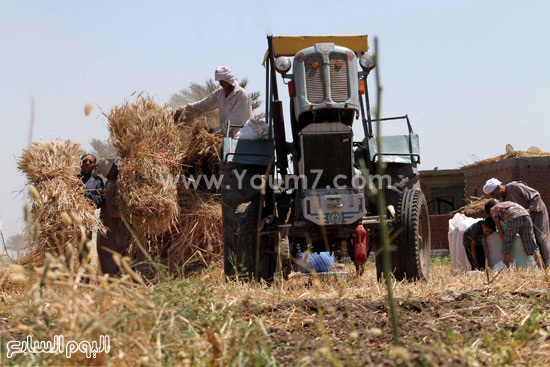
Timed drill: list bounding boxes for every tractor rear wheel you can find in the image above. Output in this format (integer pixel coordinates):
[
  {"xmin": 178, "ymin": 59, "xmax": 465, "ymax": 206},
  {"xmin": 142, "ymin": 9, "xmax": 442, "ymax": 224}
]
[{"xmin": 222, "ymin": 166, "xmax": 275, "ymax": 281}]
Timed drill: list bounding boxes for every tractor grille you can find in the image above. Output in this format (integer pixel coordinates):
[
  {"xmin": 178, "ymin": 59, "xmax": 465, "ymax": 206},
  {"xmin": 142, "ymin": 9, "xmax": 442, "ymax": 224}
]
[
  {"xmin": 304, "ymin": 54, "xmax": 325, "ymax": 103},
  {"xmin": 302, "ymin": 132, "xmax": 352, "ymax": 188},
  {"xmin": 329, "ymin": 53, "xmax": 350, "ymax": 103}
]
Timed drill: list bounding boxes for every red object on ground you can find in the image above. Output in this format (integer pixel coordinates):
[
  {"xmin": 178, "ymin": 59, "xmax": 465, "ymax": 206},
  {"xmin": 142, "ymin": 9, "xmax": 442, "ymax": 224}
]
[{"xmin": 353, "ymin": 224, "xmax": 368, "ymax": 266}]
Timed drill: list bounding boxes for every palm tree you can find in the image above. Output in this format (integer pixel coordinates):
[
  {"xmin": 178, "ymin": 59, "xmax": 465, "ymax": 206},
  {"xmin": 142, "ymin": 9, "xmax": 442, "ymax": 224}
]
[
  {"xmin": 89, "ymin": 138, "xmax": 118, "ymax": 161},
  {"xmin": 6, "ymin": 233, "xmax": 26, "ymax": 258}
]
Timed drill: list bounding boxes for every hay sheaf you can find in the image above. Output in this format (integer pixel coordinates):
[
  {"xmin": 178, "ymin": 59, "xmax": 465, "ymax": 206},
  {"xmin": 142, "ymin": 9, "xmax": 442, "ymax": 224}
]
[
  {"xmin": 467, "ymin": 150, "xmax": 550, "ymax": 167},
  {"xmin": 106, "ymin": 96, "xmax": 184, "ymax": 236},
  {"xmin": 460, "ymin": 197, "xmax": 492, "ymax": 217},
  {"xmin": 181, "ymin": 119, "xmax": 223, "ymax": 177},
  {"xmin": 167, "ymin": 190, "xmax": 222, "ymax": 269},
  {"xmin": 107, "ymin": 96, "xmax": 224, "ymax": 273},
  {"xmin": 117, "ymin": 159, "xmax": 179, "ymax": 236},
  {"xmin": 17, "ymin": 140, "xmax": 105, "ymax": 260}
]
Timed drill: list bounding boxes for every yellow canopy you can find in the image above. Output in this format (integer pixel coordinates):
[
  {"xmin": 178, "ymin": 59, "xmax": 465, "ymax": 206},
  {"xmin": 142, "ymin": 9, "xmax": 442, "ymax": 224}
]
[{"xmin": 267, "ymin": 35, "xmax": 369, "ymax": 59}]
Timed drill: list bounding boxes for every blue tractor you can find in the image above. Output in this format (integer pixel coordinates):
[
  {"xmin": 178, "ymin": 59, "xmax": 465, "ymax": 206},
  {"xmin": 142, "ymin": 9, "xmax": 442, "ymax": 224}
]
[{"xmin": 221, "ymin": 35, "xmax": 430, "ymax": 281}]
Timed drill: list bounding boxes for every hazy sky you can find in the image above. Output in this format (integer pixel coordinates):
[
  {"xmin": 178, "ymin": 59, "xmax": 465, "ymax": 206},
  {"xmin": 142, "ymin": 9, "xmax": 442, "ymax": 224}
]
[{"xmin": 1, "ymin": 0, "xmax": 549, "ymax": 237}]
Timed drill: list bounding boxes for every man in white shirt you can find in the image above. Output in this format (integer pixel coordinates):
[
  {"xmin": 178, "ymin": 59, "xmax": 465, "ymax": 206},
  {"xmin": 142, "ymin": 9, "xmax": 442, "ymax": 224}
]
[{"xmin": 178, "ymin": 66, "xmax": 251, "ymax": 137}]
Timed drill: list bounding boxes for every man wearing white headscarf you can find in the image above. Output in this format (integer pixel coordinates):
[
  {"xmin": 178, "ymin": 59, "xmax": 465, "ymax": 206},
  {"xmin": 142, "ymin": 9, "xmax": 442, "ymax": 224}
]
[
  {"xmin": 177, "ymin": 66, "xmax": 252, "ymax": 136},
  {"xmin": 483, "ymin": 177, "xmax": 550, "ymax": 266}
]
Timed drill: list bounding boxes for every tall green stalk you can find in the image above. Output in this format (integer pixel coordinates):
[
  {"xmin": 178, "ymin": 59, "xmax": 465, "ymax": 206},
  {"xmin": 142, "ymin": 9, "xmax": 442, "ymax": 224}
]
[{"xmin": 373, "ymin": 37, "xmax": 400, "ymax": 344}]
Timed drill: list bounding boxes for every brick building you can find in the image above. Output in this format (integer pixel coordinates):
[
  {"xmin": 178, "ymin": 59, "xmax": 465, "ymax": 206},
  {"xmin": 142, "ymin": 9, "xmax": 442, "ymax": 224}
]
[
  {"xmin": 420, "ymin": 169, "xmax": 465, "ymax": 250},
  {"xmin": 460, "ymin": 156, "xmax": 550, "ymax": 205}
]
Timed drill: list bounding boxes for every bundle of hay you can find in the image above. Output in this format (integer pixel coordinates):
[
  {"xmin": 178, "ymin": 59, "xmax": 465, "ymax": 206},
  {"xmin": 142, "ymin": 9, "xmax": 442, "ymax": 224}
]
[
  {"xmin": 106, "ymin": 96, "xmax": 224, "ymax": 275},
  {"xmin": 455, "ymin": 196, "xmax": 492, "ymax": 217},
  {"xmin": 107, "ymin": 96, "xmax": 185, "ymax": 236},
  {"xmin": 181, "ymin": 119, "xmax": 223, "ymax": 178},
  {"xmin": 17, "ymin": 140, "xmax": 105, "ymax": 262},
  {"xmin": 167, "ymin": 190, "xmax": 222, "ymax": 271},
  {"xmin": 468, "ymin": 150, "xmax": 550, "ymax": 167}
]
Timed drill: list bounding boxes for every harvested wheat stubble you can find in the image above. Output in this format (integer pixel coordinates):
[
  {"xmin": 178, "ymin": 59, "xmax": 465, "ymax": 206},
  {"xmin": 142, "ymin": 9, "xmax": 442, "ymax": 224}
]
[
  {"xmin": 16, "ymin": 140, "xmax": 105, "ymax": 263},
  {"xmin": 106, "ymin": 96, "xmax": 185, "ymax": 237}
]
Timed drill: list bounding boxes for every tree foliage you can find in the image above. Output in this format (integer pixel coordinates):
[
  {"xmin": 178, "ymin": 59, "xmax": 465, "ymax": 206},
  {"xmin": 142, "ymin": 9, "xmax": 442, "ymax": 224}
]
[
  {"xmin": 89, "ymin": 138, "xmax": 117, "ymax": 161},
  {"xmin": 5, "ymin": 233, "xmax": 26, "ymax": 258}
]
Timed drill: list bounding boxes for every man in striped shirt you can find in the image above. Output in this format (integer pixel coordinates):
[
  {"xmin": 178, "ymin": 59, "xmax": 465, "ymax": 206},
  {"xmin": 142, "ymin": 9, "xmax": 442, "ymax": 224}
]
[
  {"xmin": 485, "ymin": 200, "xmax": 544, "ymax": 269},
  {"xmin": 483, "ymin": 178, "xmax": 550, "ymax": 266}
]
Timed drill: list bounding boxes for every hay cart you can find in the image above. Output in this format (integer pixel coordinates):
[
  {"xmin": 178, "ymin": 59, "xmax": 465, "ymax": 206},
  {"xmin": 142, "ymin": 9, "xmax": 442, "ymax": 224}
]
[{"xmin": 221, "ymin": 35, "xmax": 430, "ymax": 281}]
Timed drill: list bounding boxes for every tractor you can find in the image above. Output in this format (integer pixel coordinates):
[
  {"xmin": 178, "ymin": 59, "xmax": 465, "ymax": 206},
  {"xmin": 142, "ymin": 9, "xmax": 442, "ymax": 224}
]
[{"xmin": 221, "ymin": 35, "xmax": 430, "ymax": 281}]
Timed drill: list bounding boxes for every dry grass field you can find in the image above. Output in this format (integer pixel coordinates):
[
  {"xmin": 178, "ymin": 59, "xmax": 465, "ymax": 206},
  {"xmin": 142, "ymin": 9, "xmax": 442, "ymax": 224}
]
[{"xmin": 1, "ymin": 258, "xmax": 549, "ymax": 367}]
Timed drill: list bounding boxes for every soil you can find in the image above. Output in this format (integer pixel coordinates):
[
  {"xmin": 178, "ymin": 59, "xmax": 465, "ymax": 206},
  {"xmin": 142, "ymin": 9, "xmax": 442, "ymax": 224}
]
[{"xmin": 244, "ymin": 289, "xmax": 550, "ymax": 366}]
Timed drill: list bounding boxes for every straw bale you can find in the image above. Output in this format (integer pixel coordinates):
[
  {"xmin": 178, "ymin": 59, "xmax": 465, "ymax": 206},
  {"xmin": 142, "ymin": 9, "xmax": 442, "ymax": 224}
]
[
  {"xmin": 117, "ymin": 158, "xmax": 179, "ymax": 236},
  {"xmin": 106, "ymin": 96, "xmax": 185, "ymax": 236},
  {"xmin": 167, "ymin": 190, "xmax": 222, "ymax": 267},
  {"xmin": 461, "ymin": 197, "xmax": 492, "ymax": 217},
  {"xmin": 17, "ymin": 140, "xmax": 105, "ymax": 260},
  {"xmin": 467, "ymin": 150, "xmax": 550, "ymax": 167},
  {"xmin": 181, "ymin": 119, "xmax": 223, "ymax": 177},
  {"xmin": 107, "ymin": 95, "xmax": 184, "ymax": 165},
  {"xmin": 17, "ymin": 139, "xmax": 82, "ymax": 183},
  {"xmin": 106, "ymin": 96, "xmax": 224, "ymax": 273}
]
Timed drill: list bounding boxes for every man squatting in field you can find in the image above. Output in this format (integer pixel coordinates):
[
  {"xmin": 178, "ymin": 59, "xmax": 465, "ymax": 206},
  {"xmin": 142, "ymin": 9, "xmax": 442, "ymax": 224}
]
[
  {"xmin": 485, "ymin": 200, "xmax": 545, "ymax": 269},
  {"xmin": 462, "ymin": 217, "xmax": 496, "ymax": 270},
  {"xmin": 483, "ymin": 178, "xmax": 550, "ymax": 266},
  {"xmin": 174, "ymin": 66, "xmax": 252, "ymax": 137}
]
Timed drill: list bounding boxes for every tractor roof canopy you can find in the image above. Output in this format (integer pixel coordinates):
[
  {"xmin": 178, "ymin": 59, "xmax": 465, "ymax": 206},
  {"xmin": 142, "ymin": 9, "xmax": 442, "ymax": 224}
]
[{"xmin": 264, "ymin": 35, "xmax": 369, "ymax": 63}]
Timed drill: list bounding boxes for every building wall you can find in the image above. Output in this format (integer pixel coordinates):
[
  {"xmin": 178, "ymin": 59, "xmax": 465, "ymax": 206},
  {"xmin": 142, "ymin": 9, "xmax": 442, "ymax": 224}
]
[
  {"xmin": 429, "ymin": 214, "xmax": 454, "ymax": 250},
  {"xmin": 461, "ymin": 157, "xmax": 550, "ymax": 207},
  {"xmin": 419, "ymin": 169, "xmax": 464, "ymax": 251}
]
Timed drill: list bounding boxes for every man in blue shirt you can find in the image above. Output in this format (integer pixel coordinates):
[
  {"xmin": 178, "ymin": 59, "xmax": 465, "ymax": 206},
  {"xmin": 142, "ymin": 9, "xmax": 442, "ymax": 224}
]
[
  {"xmin": 77, "ymin": 154, "xmax": 104, "ymax": 264},
  {"xmin": 78, "ymin": 154, "xmax": 104, "ymax": 209}
]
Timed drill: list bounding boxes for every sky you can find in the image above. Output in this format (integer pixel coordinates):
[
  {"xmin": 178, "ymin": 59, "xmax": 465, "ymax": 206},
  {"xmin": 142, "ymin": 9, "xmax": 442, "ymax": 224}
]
[{"xmin": 1, "ymin": 0, "xmax": 549, "ymax": 238}]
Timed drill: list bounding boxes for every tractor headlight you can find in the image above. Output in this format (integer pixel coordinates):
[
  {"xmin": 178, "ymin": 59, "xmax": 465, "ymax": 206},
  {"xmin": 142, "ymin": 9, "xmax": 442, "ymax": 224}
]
[
  {"xmin": 274, "ymin": 56, "xmax": 291, "ymax": 74},
  {"xmin": 359, "ymin": 53, "xmax": 375, "ymax": 71}
]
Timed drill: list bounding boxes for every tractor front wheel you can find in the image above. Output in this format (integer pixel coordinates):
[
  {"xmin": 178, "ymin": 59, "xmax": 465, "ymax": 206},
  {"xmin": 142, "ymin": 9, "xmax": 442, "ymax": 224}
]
[
  {"xmin": 395, "ymin": 189, "xmax": 431, "ymax": 280},
  {"xmin": 375, "ymin": 189, "xmax": 431, "ymax": 281}
]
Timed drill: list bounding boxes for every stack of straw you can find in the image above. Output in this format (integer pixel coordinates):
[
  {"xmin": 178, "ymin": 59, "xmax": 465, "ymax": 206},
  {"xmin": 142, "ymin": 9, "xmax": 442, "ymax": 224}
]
[
  {"xmin": 17, "ymin": 140, "xmax": 105, "ymax": 263},
  {"xmin": 106, "ymin": 96, "xmax": 224, "ymax": 274},
  {"xmin": 107, "ymin": 96, "xmax": 185, "ymax": 237},
  {"xmin": 181, "ymin": 120, "xmax": 223, "ymax": 178},
  {"xmin": 460, "ymin": 197, "xmax": 492, "ymax": 217},
  {"xmin": 467, "ymin": 150, "xmax": 550, "ymax": 167},
  {"xmin": 167, "ymin": 190, "xmax": 222, "ymax": 272}
]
